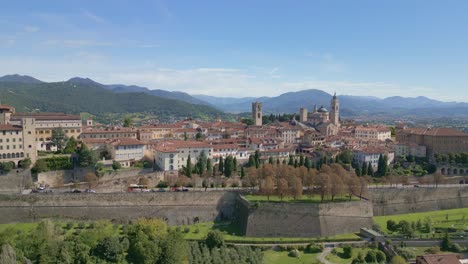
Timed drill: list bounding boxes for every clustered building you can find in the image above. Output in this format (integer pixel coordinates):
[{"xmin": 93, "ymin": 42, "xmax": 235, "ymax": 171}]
[{"xmin": 1, "ymin": 92, "xmax": 467, "ymax": 177}]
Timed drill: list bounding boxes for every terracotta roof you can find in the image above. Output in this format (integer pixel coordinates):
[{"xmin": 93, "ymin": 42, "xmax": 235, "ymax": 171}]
[
  {"xmin": 0, "ymin": 124, "xmax": 22, "ymax": 131},
  {"xmin": 213, "ymin": 144, "xmax": 238, "ymax": 150},
  {"xmin": 11, "ymin": 112, "xmax": 81, "ymax": 121},
  {"xmin": 355, "ymin": 146, "xmax": 391, "ymax": 154},
  {"xmin": 261, "ymin": 147, "xmax": 294, "ymax": 153},
  {"xmin": 108, "ymin": 138, "xmax": 145, "ymax": 146},
  {"xmin": 0, "ymin": 105, "xmax": 14, "ymax": 111},
  {"xmin": 416, "ymin": 254, "xmax": 461, "ymax": 264},
  {"xmin": 404, "ymin": 127, "xmax": 467, "ymax": 137},
  {"xmin": 153, "ymin": 140, "xmax": 212, "ymax": 152},
  {"xmin": 81, "ymin": 128, "xmax": 136, "ymax": 134}
]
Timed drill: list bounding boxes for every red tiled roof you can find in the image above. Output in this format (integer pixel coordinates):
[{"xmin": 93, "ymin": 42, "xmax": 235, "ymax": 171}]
[
  {"xmin": 416, "ymin": 254, "xmax": 461, "ymax": 264},
  {"xmin": 404, "ymin": 127, "xmax": 467, "ymax": 137},
  {"xmin": 108, "ymin": 138, "xmax": 145, "ymax": 146},
  {"xmin": 0, "ymin": 124, "xmax": 22, "ymax": 131},
  {"xmin": 11, "ymin": 112, "xmax": 81, "ymax": 121}
]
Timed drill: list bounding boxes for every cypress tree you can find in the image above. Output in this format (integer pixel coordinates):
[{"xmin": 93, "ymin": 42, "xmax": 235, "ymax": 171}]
[
  {"xmin": 186, "ymin": 155, "xmax": 192, "ymax": 177},
  {"xmin": 268, "ymin": 157, "xmax": 273, "ymax": 164},
  {"xmin": 288, "ymin": 156, "xmax": 294, "ymax": 166},
  {"xmin": 224, "ymin": 156, "xmax": 233, "ymax": 177},
  {"xmin": 219, "ymin": 157, "xmax": 224, "ymax": 175},
  {"xmin": 305, "ymin": 157, "xmax": 311, "ymax": 169},
  {"xmin": 368, "ymin": 162, "xmax": 374, "ymax": 177},
  {"xmin": 362, "ymin": 161, "xmax": 368, "ymax": 176},
  {"xmin": 240, "ymin": 166, "xmax": 245, "ymax": 178},
  {"xmin": 299, "ymin": 154, "xmax": 304, "ymax": 167}
]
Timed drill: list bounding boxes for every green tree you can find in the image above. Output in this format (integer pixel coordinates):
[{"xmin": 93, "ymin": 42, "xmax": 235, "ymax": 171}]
[
  {"xmin": 111, "ymin": 160, "xmax": 121, "ymax": 171},
  {"xmin": 224, "ymin": 156, "xmax": 234, "ymax": 177},
  {"xmin": 123, "ymin": 117, "xmax": 132, "ymax": 127},
  {"xmin": 63, "ymin": 136, "xmax": 78, "ymax": 154},
  {"xmin": 31, "ymin": 159, "xmax": 49, "ymax": 174},
  {"xmin": 376, "ymin": 250, "xmax": 386, "ymax": 263},
  {"xmin": 288, "ymin": 156, "xmax": 294, "ymax": 166},
  {"xmin": 196, "ymin": 151, "xmax": 207, "ymax": 175},
  {"xmin": 240, "ymin": 166, "xmax": 245, "ymax": 178},
  {"xmin": 343, "ymin": 245, "xmax": 353, "ymax": 258},
  {"xmin": 77, "ymin": 143, "xmax": 97, "ymax": 167},
  {"xmin": 299, "ymin": 154, "xmax": 304, "ymax": 167},
  {"xmin": 365, "ymin": 250, "xmax": 377, "ymax": 263},
  {"xmin": 205, "ymin": 230, "xmax": 224, "ymax": 249},
  {"xmin": 93, "ymin": 236, "xmax": 124, "ymax": 263},
  {"xmin": 367, "ymin": 162, "xmax": 374, "ymax": 177},
  {"xmin": 362, "ymin": 162, "xmax": 368, "ymax": 176},
  {"xmin": 19, "ymin": 158, "xmax": 31, "ymax": 169},
  {"xmin": 391, "ymin": 255, "xmax": 407, "ymax": 264},
  {"xmin": 218, "ymin": 157, "xmax": 224, "ymax": 175},
  {"xmin": 206, "ymin": 158, "xmax": 212, "ymax": 175},
  {"xmin": 51, "ymin": 127, "xmax": 68, "ymax": 151},
  {"xmin": 185, "ymin": 155, "xmax": 192, "ymax": 177},
  {"xmin": 158, "ymin": 231, "xmax": 188, "ymax": 264}
]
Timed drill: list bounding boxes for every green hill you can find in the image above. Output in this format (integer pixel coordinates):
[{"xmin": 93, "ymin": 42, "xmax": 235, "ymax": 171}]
[{"xmin": 0, "ymin": 81, "xmax": 227, "ymax": 123}]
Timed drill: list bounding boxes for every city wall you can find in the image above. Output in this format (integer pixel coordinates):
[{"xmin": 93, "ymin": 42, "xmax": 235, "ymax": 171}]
[
  {"xmin": 369, "ymin": 187, "xmax": 468, "ymax": 216},
  {"xmin": 0, "ymin": 170, "xmax": 32, "ymax": 194},
  {"xmin": 237, "ymin": 196, "xmax": 373, "ymax": 238},
  {"xmin": 0, "ymin": 191, "xmax": 237, "ymax": 225}
]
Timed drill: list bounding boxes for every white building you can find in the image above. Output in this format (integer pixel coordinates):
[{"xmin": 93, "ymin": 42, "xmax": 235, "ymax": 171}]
[
  {"xmin": 353, "ymin": 147, "xmax": 395, "ymax": 169},
  {"xmin": 354, "ymin": 125, "xmax": 392, "ymax": 141},
  {"xmin": 107, "ymin": 138, "xmax": 145, "ymax": 167},
  {"xmin": 153, "ymin": 140, "xmax": 213, "ymax": 171}
]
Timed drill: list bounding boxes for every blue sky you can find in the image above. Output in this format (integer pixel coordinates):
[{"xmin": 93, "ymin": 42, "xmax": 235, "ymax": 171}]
[{"xmin": 1, "ymin": 0, "xmax": 468, "ymax": 101}]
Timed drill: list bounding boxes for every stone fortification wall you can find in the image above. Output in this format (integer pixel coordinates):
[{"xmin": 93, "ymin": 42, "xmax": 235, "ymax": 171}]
[
  {"xmin": 0, "ymin": 191, "xmax": 237, "ymax": 225},
  {"xmin": 370, "ymin": 187, "xmax": 468, "ymax": 216},
  {"xmin": 0, "ymin": 170, "xmax": 32, "ymax": 194},
  {"xmin": 238, "ymin": 197, "xmax": 373, "ymax": 238}
]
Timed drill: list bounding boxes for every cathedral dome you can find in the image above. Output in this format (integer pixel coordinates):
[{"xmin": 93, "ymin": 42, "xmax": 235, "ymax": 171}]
[{"xmin": 318, "ymin": 106, "xmax": 328, "ymax": 112}]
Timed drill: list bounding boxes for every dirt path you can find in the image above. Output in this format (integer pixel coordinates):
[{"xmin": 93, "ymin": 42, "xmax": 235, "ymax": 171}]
[{"xmin": 317, "ymin": 247, "xmax": 333, "ymax": 264}]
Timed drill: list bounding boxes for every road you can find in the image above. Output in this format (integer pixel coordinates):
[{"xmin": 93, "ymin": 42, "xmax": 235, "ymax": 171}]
[{"xmin": 317, "ymin": 248, "xmax": 333, "ymax": 264}]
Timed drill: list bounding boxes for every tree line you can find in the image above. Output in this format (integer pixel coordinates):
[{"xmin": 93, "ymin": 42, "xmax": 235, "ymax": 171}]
[
  {"xmin": 0, "ymin": 219, "xmax": 261, "ymax": 264},
  {"xmin": 243, "ymin": 163, "xmax": 368, "ymax": 202}
]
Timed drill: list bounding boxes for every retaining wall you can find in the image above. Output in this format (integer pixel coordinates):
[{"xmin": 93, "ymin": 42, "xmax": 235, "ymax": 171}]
[
  {"xmin": 370, "ymin": 187, "xmax": 468, "ymax": 216},
  {"xmin": 237, "ymin": 196, "xmax": 373, "ymax": 238},
  {"xmin": 0, "ymin": 191, "xmax": 237, "ymax": 225}
]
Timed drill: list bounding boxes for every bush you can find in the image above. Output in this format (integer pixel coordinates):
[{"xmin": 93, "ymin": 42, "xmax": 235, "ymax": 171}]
[
  {"xmin": 0, "ymin": 162, "xmax": 14, "ymax": 173},
  {"xmin": 112, "ymin": 160, "xmax": 122, "ymax": 170},
  {"xmin": 396, "ymin": 248, "xmax": 415, "ymax": 260},
  {"xmin": 425, "ymin": 246, "xmax": 440, "ymax": 254},
  {"xmin": 205, "ymin": 230, "xmax": 224, "ymax": 249},
  {"xmin": 65, "ymin": 222, "xmax": 74, "ymax": 230},
  {"xmin": 184, "ymin": 227, "xmax": 190, "ymax": 233},
  {"xmin": 77, "ymin": 223, "xmax": 86, "ymax": 229},
  {"xmin": 305, "ymin": 243, "xmax": 323, "ymax": 253},
  {"xmin": 288, "ymin": 249, "xmax": 300, "ymax": 258},
  {"xmin": 343, "ymin": 245, "xmax": 353, "ymax": 258},
  {"xmin": 193, "ymin": 228, "xmax": 200, "ymax": 234},
  {"xmin": 156, "ymin": 181, "xmax": 169, "ymax": 188},
  {"xmin": 450, "ymin": 243, "xmax": 464, "ymax": 253}
]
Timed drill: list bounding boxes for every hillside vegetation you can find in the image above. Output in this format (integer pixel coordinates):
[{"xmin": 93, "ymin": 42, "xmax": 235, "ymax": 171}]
[{"xmin": 0, "ymin": 81, "xmax": 227, "ymax": 122}]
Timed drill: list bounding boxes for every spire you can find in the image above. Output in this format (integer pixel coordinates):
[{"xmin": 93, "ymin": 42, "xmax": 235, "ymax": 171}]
[
  {"xmin": 313, "ymin": 104, "xmax": 317, "ymax": 112},
  {"xmin": 333, "ymin": 92, "xmax": 337, "ymax": 100}
]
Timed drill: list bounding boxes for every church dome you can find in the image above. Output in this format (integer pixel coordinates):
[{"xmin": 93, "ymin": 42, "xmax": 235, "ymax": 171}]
[{"xmin": 318, "ymin": 106, "xmax": 328, "ymax": 112}]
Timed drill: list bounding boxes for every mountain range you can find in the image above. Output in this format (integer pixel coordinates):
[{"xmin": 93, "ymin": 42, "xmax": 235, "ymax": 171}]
[{"xmin": 1, "ymin": 74, "xmax": 467, "ymax": 119}]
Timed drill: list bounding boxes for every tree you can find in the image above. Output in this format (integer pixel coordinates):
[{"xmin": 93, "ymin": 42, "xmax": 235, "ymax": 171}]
[
  {"xmin": 233, "ymin": 157, "xmax": 238, "ymax": 175},
  {"xmin": 185, "ymin": 155, "xmax": 193, "ymax": 177},
  {"xmin": 63, "ymin": 136, "xmax": 78, "ymax": 154},
  {"xmin": 299, "ymin": 155, "xmax": 304, "ymax": 167},
  {"xmin": 196, "ymin": 151, "xmax": 207, "ymax": 175},
  {"xmin": 31, "ymin": 159, "xmax": 49, "ymax": 174},
  {"xmin": 362, "ymin": 162, "xmax": 368, "ymax": 176},
  {"xmin": 206, "ymin": 158, "xmax": 212, "ymax": 175},
  {"xmin": 247, "ymin": 155, "xmax": 256, "ymax": 168},
  {"xmin": 261, "ymin": 175, "xmax": 275, "ymax": 200},
  {"xmin": 77, "ymin": 143, "xmax": 97, "ymax": 167},
  {"xmin": 316, "ymin": 172, "xmax": 331, "ymax": 202},
  {"xmin": 51, "ymin": 127, "xmax": 67, "ymax": 151},
  {"xmin": 376, "ymin": 250, "xmax": 386, "ymax": 263},
  {"xmin": 159, "ymin": 231, "xmax": 188, "ymax": 264},
  {"xmin": 123, "ymin": 117, "xmax": 132, "ymax": 127},
  {"xmin": 195, "ymin": 132, "xmax": 203, "ymax": 140},
  {"xmin": 224, "ymin": 156, "xmax": 234, "ymax": 177},
  {"xmin": 365, "ymin": 250, "xmax": 377, "ymax": 263},
  {"xmin": 338, "ymin": 150, "xmax": 354, "ymax": 164},
  {"xmin": 19, "ymin": 158, "xmax": 31, "ymax": 169},
  {"xmin": 277, "ymin": 178, "xmax": 289, "ymax": 200},
  {"xmin": 254, "ymin": 150, "xmax": 260, "ymax": 168},
  {"xmin": 218, "ymin": 157, "xmax": 224, "ymax": 175},
  {"xmin": 343, "ymin": 245, "xmax": 353, "ymax": 258},
  {"xmin": 367, "ymin": 162, "xmax": 374, "ymax": 177},
  {"xmin": 94, "ymin": 236, "xmax": 124, "ymax": 263},
  {"xmin": 288, "ymin": 156, "xmax": 294, "ymax": 166},
  {"xmin": 205, "ymin": 230, "xmax": 224, "ymax": 249},
  {"xmin": 387, "ymin": 219, "xmax": 398, "ymax": 232},
  {"xmin": 240, "ymin": 166, "xmax": 245, "ymax": 178},
  {"xmin": 268, "ymin": 157, "xmax": 273, "ymax": 164},
  {"xmin": 112, "ymin": 160, "xmax": 121, "ymax": 171}
]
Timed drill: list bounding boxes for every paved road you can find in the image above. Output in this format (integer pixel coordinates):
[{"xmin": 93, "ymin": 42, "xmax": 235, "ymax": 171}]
[{"xmin": 317, "ymin": 247, "xmax": 333, "ymax": 264}]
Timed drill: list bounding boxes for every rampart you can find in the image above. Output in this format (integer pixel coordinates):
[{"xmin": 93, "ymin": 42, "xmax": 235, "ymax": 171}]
[
  {"xmin": 370, "ymin": 187, "xmax": 468, "ymax": 216},
  {"xmin": 237, "ymin": 196, "xmax": 373, "ymax": 238},
  {"xmin": 0, "ymin": 191, "xmax": 237, "ymax": 225}
]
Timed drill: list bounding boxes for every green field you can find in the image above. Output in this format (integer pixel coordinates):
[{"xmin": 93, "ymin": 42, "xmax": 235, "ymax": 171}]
[
  {"xmin": 244, "ymin": 194, "xmax": 359, "ymax": 203},
  {"xmin": 373, "ymin": 208, "xmax": 468, "ymax": 235},
  {"xmin": 263, "ymin": 250, "xmax": 320, "ymax": 264},
  {"xmin": 180, "ymin": 221, "xmax": 360, "ymax": 243}
]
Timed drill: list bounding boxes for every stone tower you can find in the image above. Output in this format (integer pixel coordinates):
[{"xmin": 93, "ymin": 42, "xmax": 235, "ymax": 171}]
[
  {"xmin": 252, "ymin": 102, "xmax": 262, "ymax": 126},
  {"xmin": 330, "ymin": 93, "xmax": 340, "ymax": 126},
  {"xmin": 299, "ymin": 107, "xmax": 308, "ymax": 123},
  {"xmin": 21, "ymin": 118, "xmax": 37, "ymax": 163}
]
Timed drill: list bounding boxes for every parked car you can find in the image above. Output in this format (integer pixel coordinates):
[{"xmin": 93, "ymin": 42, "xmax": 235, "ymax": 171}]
[
  {"xmin": 158, "ymin": 188, "xmax": 166, "ymax": 192},
  {"xmin": 182, "ymin": 188, "xmax": 189, "ymax": 192},
  {"xmin": 84, "ymin": 189, "xmax": 96, "ymax": 193},
  {"xmin": 72, "ymin": 189, "xmax": 82, "ymax": 193}
]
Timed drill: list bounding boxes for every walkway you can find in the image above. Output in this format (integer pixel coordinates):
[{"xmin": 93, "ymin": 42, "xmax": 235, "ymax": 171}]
[{"xmin": 317, "ymin": 247, "xmax": 333, "ymax": 264}]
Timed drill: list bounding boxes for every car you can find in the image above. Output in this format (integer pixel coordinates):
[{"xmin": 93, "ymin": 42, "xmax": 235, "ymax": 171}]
[
  {"xmin": 158, "ymin": 188, "xmax": 166, "ymax": 192},
  {"xmin": 182, "ymin": 188, "xmax": 189, "ymax": 192},
  {"xmin": 84, "ymin": 189, "xmax": 96, "ymax": 193},
  {"xmin": 72, "ymin": 189, "xmax": 82, "ymax": 193},
  {"xmin": 37, "ymin": 185, "xmax": 45, "ymax": 190},
  {"xmin": 414, "ymin": 185, "xmax": 420, "ymax": 187}
]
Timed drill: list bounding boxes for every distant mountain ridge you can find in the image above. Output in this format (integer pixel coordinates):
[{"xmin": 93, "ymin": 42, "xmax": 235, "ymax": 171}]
[
  {"xmin": 1, "ymin": 74, "xmax": 467, "ymax": 118},
  {"xmin": 0, "ymin": 74, "xmax": 43, "ymax": 84},
  {"xmin": 67, "ymin": 77, "xmax": 209, "ymax": 106}
]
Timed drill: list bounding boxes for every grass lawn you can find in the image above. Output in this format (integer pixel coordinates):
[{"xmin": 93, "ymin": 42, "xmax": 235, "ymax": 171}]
[
  {"xmin": 181, "ymin": 221, "xmax": 360, "ymax": 243},
  {"xmin": 243, "ymin": 194, "xmax": 359, "ymax": 203},
  {"xmin": 263, "ymin": 250, "xmax": 320, "ymax": 264},
  {"xmin": 373, "ymin": 208, "xmax": 468, "ymax": 235},
  {"xmin": 0, "ymin": 222, "xmax": 38, "ymax": 233}
]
